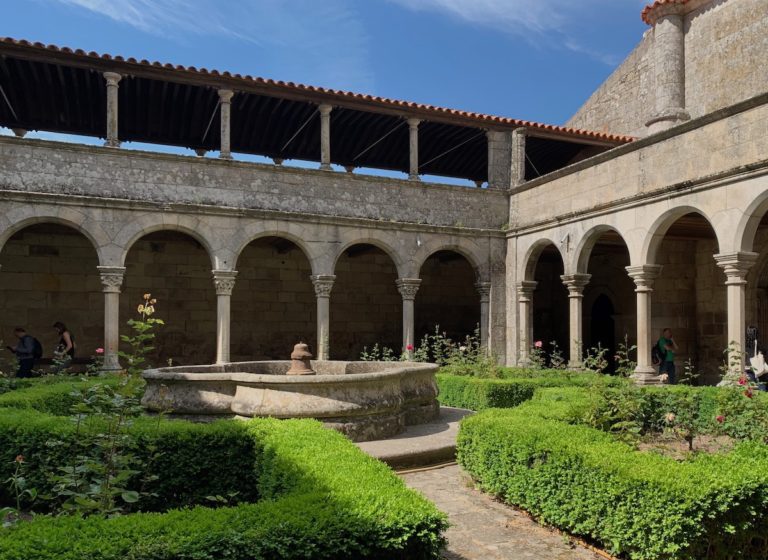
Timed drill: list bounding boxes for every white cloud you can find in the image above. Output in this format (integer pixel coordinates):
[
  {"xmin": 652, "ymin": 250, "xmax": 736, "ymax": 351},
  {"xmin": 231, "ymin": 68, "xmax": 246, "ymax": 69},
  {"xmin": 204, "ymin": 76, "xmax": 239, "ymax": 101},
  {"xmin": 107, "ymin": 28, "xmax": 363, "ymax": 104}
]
[
  {"xmin": 386, "ymin": 0, "xmax": 619, "ymax": 64},
  {"xmin": 50, "ymin": 0, "xmax": 374, "ymax": 91}
]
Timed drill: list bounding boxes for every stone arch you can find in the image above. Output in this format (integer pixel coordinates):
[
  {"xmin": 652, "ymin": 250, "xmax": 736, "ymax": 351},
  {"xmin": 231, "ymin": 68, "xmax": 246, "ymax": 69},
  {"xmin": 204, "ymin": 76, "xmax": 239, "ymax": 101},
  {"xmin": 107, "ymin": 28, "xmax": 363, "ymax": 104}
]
[
  {"xmin": 522, "ymin": 238, "xmax": 564, "ymax": 281},
  {"xmin": 0, "ymin": 214, "xmax": 109, "ymax": 266},
  {"xmin": 640, "ymin": 205, "xmax": 721, "ymax": 264},
  {"xmin": 735, "ymin": 188, "xmax": 768, "ymax": 253},
  {"xmin": 232, "ymin": 227, "xmax": 321, "ymax": 276},
  {"xmin": 414, "ymin": 239, "xmax": 485, "ymax": 281},
  {"xmin": 333, "ymin": 235, "xmax": 406, "ymax": 279},
  {"xmin": 572, "ymin": 225, "xmax": 631, "ymax": 274},
  {"xmin": 115, "ymin": 215, "xmax": 219, "ymax": 269}
]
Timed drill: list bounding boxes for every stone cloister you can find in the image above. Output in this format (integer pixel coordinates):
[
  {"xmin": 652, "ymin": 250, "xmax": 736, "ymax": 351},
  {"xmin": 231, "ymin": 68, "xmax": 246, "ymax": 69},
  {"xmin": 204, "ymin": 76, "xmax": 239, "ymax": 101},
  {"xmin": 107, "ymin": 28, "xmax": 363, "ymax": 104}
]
[{"xmin": 1, "ymin": 0, "xmax": 767, "ymax": 383}]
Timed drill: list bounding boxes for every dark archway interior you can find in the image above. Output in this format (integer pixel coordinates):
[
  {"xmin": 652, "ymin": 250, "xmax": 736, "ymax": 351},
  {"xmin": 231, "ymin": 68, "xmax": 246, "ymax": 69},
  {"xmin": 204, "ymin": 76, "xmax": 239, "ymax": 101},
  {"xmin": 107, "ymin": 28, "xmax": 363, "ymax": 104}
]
[
  {"xmin": 590, "ymin": 294, "xmax": 616, "ymax": 372},
  {"xmin": 532, "ymin": 245, "xmax": 568, "ymax": 360},
  {"xmin": 232, "ymin": 236, "xmax": 316, "ymax": 360},
  {"xmin": 331, "ymin": 244, "xmax": 400, "ymax": 359},
  {"xmin": 0, "ymin": 223, "xmax": 102, "ymax": 366},
  {"xmin": 122, "ymin": 230, "xmax": 215, "ymax": 367},
  {"xmin": 416, "ymin": 250, "xmax": 479, "ymax": 345}
]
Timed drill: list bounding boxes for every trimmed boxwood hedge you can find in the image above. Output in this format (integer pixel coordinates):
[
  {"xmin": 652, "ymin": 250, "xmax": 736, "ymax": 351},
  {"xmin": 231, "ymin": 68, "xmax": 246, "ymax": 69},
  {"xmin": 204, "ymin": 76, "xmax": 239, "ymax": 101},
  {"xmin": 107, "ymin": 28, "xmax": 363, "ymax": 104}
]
[
  {"xmin": 437, "ymin": 369, "xmax": 619, "ymax": 411},
  {"xmin": 0, "ymin": 376, "xmax": 121, "ymax": 416},
  {"xmin": 0, "ymin": 382, "xmax": 447, "ymax": 559},
  {"xmin": 458, "ymin": 387, "xmax": 768, "ymax": 560}
]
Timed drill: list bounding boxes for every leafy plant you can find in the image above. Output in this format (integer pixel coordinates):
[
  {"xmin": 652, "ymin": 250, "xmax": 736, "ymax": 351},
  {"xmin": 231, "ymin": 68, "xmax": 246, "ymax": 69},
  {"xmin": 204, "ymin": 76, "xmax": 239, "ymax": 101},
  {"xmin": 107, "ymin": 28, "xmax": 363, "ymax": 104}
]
[
  {"xmin": 548, "ymin": 341, "xmax": 566, "ymax": 370},
  {"xmin": 614, "ymin": 335, "xmax": 637, "ymax": 377},
  {"xmin": 583, "ymin": 343, "xmax": 609, "ymax": 373},
  {"xmin": 1, "ymin": 455, "xmax": 37, "ymax": 527}
]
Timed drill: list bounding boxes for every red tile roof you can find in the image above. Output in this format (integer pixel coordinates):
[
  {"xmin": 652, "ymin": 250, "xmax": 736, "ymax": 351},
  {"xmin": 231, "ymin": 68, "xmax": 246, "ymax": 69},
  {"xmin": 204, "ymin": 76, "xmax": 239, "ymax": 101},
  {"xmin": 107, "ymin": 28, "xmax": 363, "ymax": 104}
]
[
  {"xmin": 0, "ymin": 37, "xmax": 635, "ymax": 145},
  {"xmin": 641, "ymin": 0, "xmax": 692, "ymax": 24}
]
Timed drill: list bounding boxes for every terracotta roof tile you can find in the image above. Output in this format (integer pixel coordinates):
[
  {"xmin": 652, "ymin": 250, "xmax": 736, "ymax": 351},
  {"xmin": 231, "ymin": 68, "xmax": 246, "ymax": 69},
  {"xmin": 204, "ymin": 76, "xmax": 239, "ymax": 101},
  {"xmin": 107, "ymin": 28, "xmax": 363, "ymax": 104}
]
[
  {"xmin": 0, "ymin": 36, "xmax": 636, "ymax": 144},
  {"xmin": 641, "ymin": 0, "xmax": 691, "ymax": 24}
]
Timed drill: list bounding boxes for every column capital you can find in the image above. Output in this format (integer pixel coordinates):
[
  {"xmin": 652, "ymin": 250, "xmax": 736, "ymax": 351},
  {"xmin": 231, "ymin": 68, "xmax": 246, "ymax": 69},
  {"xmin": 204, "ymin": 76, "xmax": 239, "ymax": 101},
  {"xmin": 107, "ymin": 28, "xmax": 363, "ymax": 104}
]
[
  {"xmin": 98, "ymin": 266, "xmax": 126, "ymax": 293},
  {"xmin": 396, "ymin": 278, "xmax": 422, "ymax": 301},
  {"xmin": 714, "ymin": 252, "xmax": 758, "ymax": 284},
  {"xmin": 560, "ymin": 273, "xmax": 591, "ymax": 296},
  {"xmin": 475, "ymin": 281, "xmax": 491, "ymax": 303},
  {"xmin": 212, "ymin": 269, "xmax": 238, "ymax": 296},
  {"xmin": 516, "ymin": 280, "xmax": 537, "ymax": 299},
  {"xmin": 103, "ymin": 72, "xmax": 122, "ymax": 86},
  {"xmin": 311, "ymin": 274, "xmax": 336, "ymax": 298},
  {"xmin": 218, "ymin": 89, "xmax": 234, "ymax": 103},
  {"xmin": 318, "ymin": 103, "xmax": 333, "ymax": 116},
  {"xmin": 626, "ymin": 264, "xmax": 663, "ymax": 291},
  {"xmin": 407, "ymin": 117, "xmax": 421, "ymax": 129}
]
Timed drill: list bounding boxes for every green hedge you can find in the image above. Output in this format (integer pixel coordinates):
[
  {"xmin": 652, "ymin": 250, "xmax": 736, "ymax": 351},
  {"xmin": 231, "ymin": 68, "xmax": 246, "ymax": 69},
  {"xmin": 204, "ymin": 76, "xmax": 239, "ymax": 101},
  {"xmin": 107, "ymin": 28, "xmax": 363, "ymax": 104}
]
[
  {"xmin": 437, "ymin": 369, "xmax": 619, "ymax": 411},
  {"xmin": 458, "ymin": 388, "xmax": 768, "ymax": 559},
  {"xmin": 0, "ymin": 382, "xmax": 446, "ymax": 560},
  {"xmin": 0, "ymin": 376, "xmax": 121, "ymax": 415}
]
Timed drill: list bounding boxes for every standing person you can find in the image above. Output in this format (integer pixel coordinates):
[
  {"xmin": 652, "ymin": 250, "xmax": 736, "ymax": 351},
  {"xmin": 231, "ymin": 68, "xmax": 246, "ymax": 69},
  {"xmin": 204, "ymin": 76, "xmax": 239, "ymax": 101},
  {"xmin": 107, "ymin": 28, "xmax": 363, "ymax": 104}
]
[
  {"xmin": 52, "ymin": 321, "xmax": 75, "ymax": 371},
  {"xmin": 5, "ymin": 327, "xmax": 37, "ymax": 378},
  {"xmin": 657, "ymin": 328, "xmax": 678, "ymax": 384}
]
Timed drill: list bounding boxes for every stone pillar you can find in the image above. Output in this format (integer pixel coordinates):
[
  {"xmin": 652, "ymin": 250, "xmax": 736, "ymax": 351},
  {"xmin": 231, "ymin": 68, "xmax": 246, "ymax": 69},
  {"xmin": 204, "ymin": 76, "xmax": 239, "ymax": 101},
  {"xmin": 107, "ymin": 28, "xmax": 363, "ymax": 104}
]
[
  {"xmin": 561, "ymin": 273, "xmax": 591, "ymax": 368},
  {"xmin": 213, "ymin": 270, "xmax": 237, "ymax": 364},
  {"xmin": 475, "ymin": 282, "xmax": 492, "ymax": 349},
  {"xmin": 516, "ymin": 281, "xmax": 537, "ymax": 363},
  {"xmin": 98, "ymin": 266, "xmax": 125, "ymax": 371},
  {"xmin": 311, "ymin": 275, "xmax": 335, "ymax": 360},
  {"xmin": 218, "ymin": 89, "xmax": 234, "ymax": 160},
  {"xmin": 626, "ymin": 265, "xmax": 663, "ymax": 384},
  {"xmin": 486, "ymin": 130, "xmax": 511, "ymax": 190},
  {"xmin": 715, "ymin": 252, "xmax": 759, "ymax": 373},
  {"xmin": 407, "ymin": 118, "xmax": 421, "ymax": 181},
  {"xmin": 319, "ymin": 104, "xmax": 333, "ymax": 170},
  {"xmin": 396, "ymin": 278, "xmax": 421, "ymax": 355},
  {"xmin": 103, "ymin": 72, "xmax": 121, "ymax": 148},
  {"xmin": 645, "ymin": 7, "xmax": 689, "ymax": 133},
  {"xmin": 511, "ymin": 127, "xmax": 526, "ymax": 187}
]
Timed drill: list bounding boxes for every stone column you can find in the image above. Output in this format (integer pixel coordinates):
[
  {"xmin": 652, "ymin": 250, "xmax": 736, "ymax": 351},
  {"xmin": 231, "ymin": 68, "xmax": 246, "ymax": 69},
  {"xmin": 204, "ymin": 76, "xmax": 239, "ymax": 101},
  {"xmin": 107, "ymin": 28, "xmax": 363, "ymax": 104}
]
[
  {"xmin": 516, "ymin": 281, "xmax": 537, "ymax": 363},
  {"xmin": 98, "ymin": 266, "xmax": 125, "ymax": 371},
  {"xmin": 407, "ymin": 118, "xmax": 421, "ymax": 181},
  {"xmin": 103, "ymin": 72, "xmax": 121, "ymax": 148},
  {"xmin": 645, "ymin": 6, "xmax": 689, "ymax": 133},
  {"xmin": 319, "ymin": 104, "xmax": 333, "ymax": 170},
  {"xmin": 213, "ymin": 270, "xmax": 237, "ymax": 364},
  {"xmin": 311, "ymin": 275, "xmax": 335, "ymax": 360},
  {"xmin": 511, "ymin": 127, "xmax": 526, "ymax": 187},
  {"xmin": 561, "ymin": 273, "xmax": 591, "ymax": 368},
  {"xmin": 218, "ymin": 89, "xmax": 234, "ymax": 160},
  {"xmin": 396, "ymin": 278, "xmax": 421, "ymax": 356},
  {"xmin": 475, "ymin": 282, "xmax": 492, "ymax": 349},
  {"xmin": 715, "ymin": 252, "xmax": 759, "ymax": 373},
  {"xmin": 626, "ymin": 265, "xmax": 663, "ymax": 384}
]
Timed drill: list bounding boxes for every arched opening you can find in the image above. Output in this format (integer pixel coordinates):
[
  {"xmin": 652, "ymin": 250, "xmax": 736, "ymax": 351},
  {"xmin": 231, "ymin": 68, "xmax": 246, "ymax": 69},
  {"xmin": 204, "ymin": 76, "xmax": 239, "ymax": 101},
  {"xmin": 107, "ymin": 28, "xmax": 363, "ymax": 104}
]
[
  {"xmin": 416, "ymin": 250, "xmax": 480, "ymax": 345},
  {"xmin": 0, "ymin": 223, "xmax": 102, "ymax": 370},
  {"xmin": 122, "ymin": 230, "xmax": 216, "ymax": 366},
  {"xmin": 232, "ymin": 236, "xmax": 316, "ymax": 360},
  {"xmin": 331, "ymin": 243, "xmax": 400, "ymax": 359},
  {"xmin": 581, "ymin": 229, "xmax": 634, "ymax": 372},
  {"xmin": 650, "ymin": 212, "xmax": 722, "ymax": 383},
  {"xmin": 746, "ymin": 212, "xmax": 768, "ymax": 358},
  {"xmin": 530, "ymin": 243, "xmax": 568, "ymax": 361}
]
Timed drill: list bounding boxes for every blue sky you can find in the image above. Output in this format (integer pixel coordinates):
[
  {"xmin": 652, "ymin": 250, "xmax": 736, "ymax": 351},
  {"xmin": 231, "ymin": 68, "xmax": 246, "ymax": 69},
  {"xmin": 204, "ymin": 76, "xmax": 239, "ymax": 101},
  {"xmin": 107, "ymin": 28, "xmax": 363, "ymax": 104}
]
[{"xmin": 3, "ymin": 0, "xmax": 649, "ymax": 126}]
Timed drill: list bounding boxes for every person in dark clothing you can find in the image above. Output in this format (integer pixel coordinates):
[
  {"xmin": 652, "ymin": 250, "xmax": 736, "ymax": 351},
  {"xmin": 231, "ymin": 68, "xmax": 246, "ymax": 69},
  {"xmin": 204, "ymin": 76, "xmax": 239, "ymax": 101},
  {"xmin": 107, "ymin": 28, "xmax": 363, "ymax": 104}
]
[
  {"xmin": 52, "ymin": 321, "xmax": 75, "ymax": 371},
  {"xmin": 657, "ymin": 328, "xmax": 679, "ymax": 385},
  {"xmin": 6, "ymin": 327, "xmax": 35, "ymax": 378}
]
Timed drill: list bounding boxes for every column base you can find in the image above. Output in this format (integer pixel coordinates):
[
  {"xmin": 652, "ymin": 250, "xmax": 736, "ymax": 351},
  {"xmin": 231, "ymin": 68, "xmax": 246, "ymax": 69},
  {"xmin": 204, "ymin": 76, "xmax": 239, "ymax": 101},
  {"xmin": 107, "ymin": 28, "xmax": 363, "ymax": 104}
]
[
  {"xmin": 103, "ymin": 140, "xmax": 121, "ymax": 148},
  {"xmin": 219, "ymin": 153, "xmax": 233, "ymax": 160},
  {"xmin": 319, "ymin": 163, "xmax": 333, "ymax": 171},
  {"xmin": 631, "ymin": 367, "xmax": 666, "ymax": 386},
  {"xmin": 408, "ymin": 174, "xmax": 420, "ymax": 181},
  {"xmin": 567, "ymin": 360, "xmax": 584, "ymax": 370},
  {"xmin": 101, "ymin": 359, "xmax": 122, "ymax": 373}
]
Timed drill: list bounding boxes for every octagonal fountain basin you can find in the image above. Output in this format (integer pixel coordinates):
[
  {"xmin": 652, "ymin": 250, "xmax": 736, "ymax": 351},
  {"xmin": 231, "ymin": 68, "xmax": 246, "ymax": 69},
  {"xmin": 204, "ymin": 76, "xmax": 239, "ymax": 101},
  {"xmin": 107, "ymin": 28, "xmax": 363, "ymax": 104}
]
[{"xmin": 141, "ymin": 360, "xmax": 439, "ymax": 442}]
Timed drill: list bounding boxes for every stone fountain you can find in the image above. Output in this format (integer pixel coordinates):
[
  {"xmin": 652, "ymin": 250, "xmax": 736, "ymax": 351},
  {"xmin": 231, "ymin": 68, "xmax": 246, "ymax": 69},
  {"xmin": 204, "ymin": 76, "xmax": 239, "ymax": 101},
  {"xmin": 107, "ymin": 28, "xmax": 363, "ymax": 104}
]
[{"xmin": 141, "ymin": 343, "xmax": 439, "ymax": 442}]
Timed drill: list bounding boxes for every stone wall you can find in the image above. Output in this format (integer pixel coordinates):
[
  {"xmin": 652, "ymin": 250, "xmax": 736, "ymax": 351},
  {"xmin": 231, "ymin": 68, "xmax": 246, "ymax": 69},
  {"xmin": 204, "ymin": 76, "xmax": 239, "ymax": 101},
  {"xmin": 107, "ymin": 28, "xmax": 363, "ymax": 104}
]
[
  {"xmin": 567, "ymin": 0, "xmax": 768, "ymax": 138},
  {"xmin": 0, "ymin": 137, "xmax": 508, "ymax": 231}
]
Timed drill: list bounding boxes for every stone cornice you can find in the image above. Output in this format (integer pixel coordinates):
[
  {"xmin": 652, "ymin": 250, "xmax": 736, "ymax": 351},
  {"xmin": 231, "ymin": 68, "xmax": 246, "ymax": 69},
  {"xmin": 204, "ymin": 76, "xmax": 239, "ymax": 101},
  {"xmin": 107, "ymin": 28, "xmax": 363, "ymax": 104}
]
[{"xmin": 0, "ymin": 189, "xmax": 506, "ymax": 239}]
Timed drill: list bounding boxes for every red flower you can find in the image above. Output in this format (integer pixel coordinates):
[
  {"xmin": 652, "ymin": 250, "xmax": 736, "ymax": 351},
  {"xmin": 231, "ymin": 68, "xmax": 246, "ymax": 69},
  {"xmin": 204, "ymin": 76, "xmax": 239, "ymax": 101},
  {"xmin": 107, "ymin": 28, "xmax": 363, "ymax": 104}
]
[
  {"xmin": 14, "ymin": 455, "xmax": 24, "ymax": 464},
  {"xmin": 406, "ymin": 344, "xmax": 414, "ymax": 351},
  {"xmin": 716, "ymin": 415, "xmax": 725, "ymax": 424},
  {"xmin": 745, "ymin": 388, "xmax": 754, "ymax": 399},
  {"xmin": 738, "ymin": 377, "xmax": 747, "ymax": 386}
]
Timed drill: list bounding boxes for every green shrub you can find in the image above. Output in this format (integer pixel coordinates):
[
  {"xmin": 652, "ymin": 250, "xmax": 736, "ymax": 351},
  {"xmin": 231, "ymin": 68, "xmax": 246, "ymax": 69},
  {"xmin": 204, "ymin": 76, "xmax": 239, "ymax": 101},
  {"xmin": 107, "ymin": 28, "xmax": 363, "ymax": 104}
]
[
  {"xmin": 0, "ymin": 377, "xmax": 123, "ymax": 416},
  {"xmin": 458, "ymin": 387, "xmax": 768, "ymax": 559},
  {"xmin": 0, "ymin": 416, "xmax": 446, "ymax": 559}
]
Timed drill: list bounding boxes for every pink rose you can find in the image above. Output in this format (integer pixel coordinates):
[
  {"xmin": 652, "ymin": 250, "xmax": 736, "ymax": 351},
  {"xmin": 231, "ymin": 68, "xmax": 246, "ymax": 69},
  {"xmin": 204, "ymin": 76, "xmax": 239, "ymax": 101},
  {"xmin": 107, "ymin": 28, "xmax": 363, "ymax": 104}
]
[
  {"xmin": 738, "ymin": 377, "xmax": 747, "ymax": 386},
  {"xmin": 534, "ymin": 341, "xmax": 543, "ymax": 348},
  {"xmin": 406, "ymin": 344, "xmax": 414, "ymax": 351},
  {"xmin": 95, "ymin": 348, "xmax": 104, "ymax": 355}
]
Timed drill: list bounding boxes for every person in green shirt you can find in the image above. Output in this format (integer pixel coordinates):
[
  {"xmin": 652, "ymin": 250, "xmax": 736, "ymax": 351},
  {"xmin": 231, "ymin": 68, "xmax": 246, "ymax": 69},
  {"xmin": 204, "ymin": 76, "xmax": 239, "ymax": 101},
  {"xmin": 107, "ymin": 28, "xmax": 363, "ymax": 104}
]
[{"xmin": 657, "ymin": 328, "xmax": 678, "ymax": 384}]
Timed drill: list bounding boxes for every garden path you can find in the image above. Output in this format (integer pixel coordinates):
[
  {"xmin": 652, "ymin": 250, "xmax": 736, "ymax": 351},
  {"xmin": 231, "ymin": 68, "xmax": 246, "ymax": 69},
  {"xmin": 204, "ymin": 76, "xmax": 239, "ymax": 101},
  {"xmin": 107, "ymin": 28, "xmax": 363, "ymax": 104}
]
[{"xmin": 401, "ymin": 464, "xmax": 605, "ymax": 560}]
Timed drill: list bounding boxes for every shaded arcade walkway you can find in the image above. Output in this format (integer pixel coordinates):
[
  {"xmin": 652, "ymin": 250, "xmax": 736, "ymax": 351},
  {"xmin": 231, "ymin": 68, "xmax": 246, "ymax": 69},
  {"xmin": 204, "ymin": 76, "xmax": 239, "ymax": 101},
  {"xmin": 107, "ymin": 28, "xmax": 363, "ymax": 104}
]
[{"xmin": 401, "ymin": 465, "xmax": 604, "ymax": 560}]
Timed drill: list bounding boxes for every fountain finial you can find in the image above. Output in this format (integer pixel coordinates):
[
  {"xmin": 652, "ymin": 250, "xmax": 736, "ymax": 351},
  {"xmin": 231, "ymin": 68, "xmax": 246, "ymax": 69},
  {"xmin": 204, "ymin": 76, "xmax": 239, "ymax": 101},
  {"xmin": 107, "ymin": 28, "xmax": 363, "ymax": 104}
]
[{"xmin": 287, "ymin": 342, "xmax": 315, "ymax": 375}]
